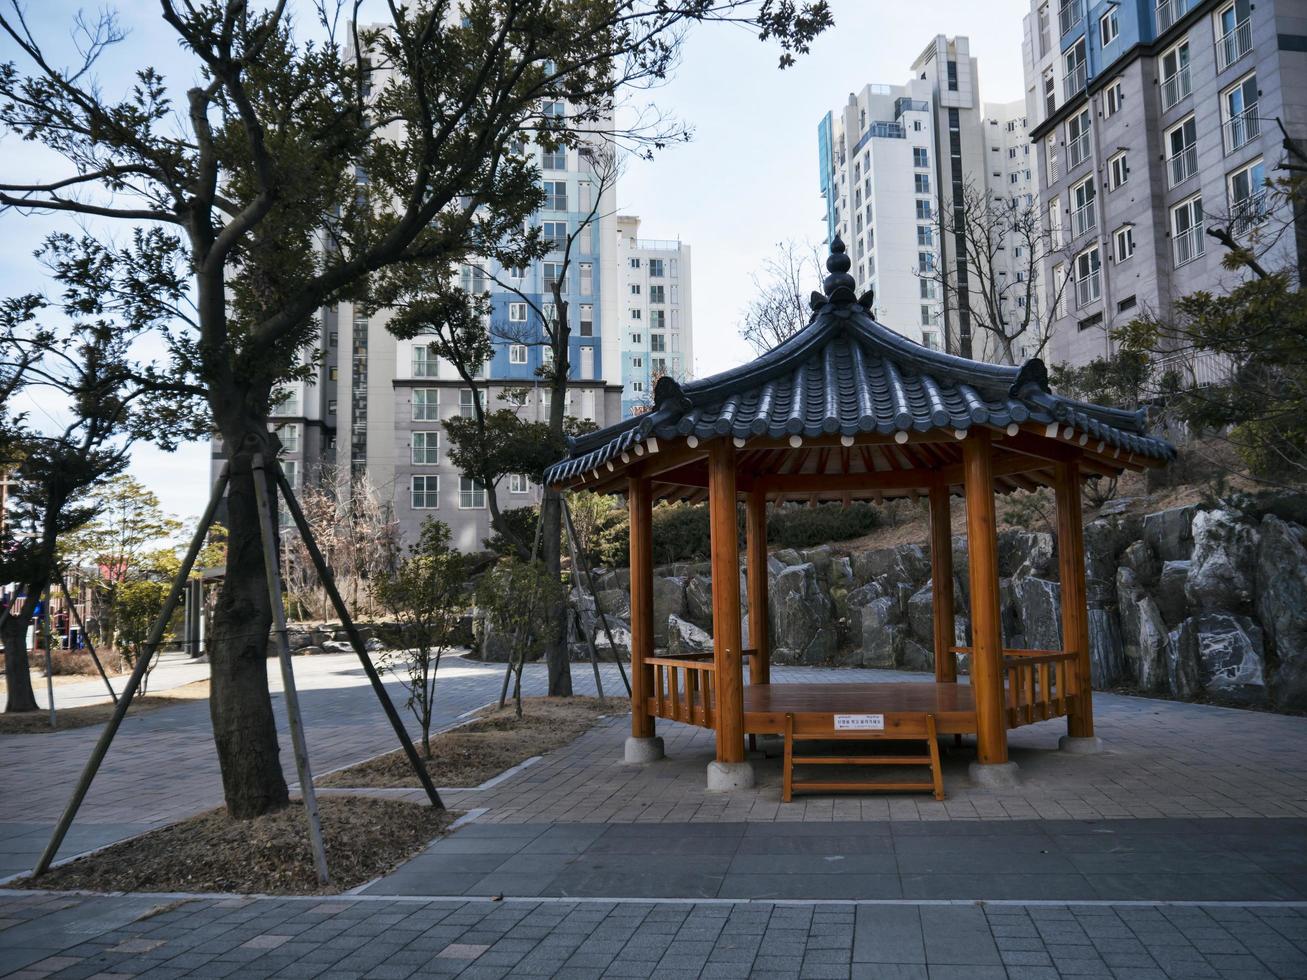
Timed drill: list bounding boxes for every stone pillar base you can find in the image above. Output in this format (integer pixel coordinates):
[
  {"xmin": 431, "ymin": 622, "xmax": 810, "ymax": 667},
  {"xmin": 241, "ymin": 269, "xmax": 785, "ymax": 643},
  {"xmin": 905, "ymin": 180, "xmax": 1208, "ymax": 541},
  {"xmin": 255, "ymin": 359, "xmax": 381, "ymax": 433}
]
[
  {"xmin": 1058, "ymin": 734, "xmax": 1105, "ymax": 755},
  {"xmin": 706, "ymin": 760, "xmax": 755, "ymax": 792},
  {"xmin": 623, "ymin": 736, "xmax": 665, "ymax": 764},
  {"xmin": 968, "ymin": 760, "xmax": 1021, "ymax": 788}
]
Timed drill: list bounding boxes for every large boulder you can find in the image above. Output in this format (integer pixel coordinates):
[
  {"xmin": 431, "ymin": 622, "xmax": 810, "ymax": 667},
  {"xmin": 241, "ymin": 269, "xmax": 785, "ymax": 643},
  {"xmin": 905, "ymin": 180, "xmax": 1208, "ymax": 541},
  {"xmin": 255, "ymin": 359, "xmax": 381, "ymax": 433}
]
[
  {"xmin": 899, "ymin": 637, "xmax": 934, "ymax": 672},
  {"xmin": 1116, "ymin": 567, "xmax": 1171, "ymax": 692},
  {"xmin": 1143, "ymin": 505, "xmax": 1197, "ymax": 562},
  {"xmin": 1256, "ymin": 515, "xmax": 1307, "ymax": 709},
  {"xmin": 595, "ymin": 588, "xmax": 631, "ymax": 621},
  {"xmin": 1156, "ymin": 560, "xmax": 1191, "ymax": 628},
  {"xmin": 1011, "ymin": 576, "xmax": 1062, "ymax": 652},
  {"xmin": 906, "ymin": 584, "xmax": 935, "ymax": 646},
  {"xmin": 1088, "ymin": 605, "xmax": 1127, "ymax": 687},
  {"xmin": 1083, "ymin": 513, "xmax": 1144, "ymax": 606},
  {"xmin": 1176, "ymin": 612, "xmax": 1267, "ymax": 705},
  {"xmin": 666, "ymin": 614, "xmax": 711, "ymax": 657},
  {"xmin": 652, "ymin": 575, "xmax": 687, "ymax": 646},
  {"xmin": 769, "ymin": 562, "xmax": 837, "ymax": 663},
  {"xmin": 1119, "ymin": 539, "xmax": 1160, "ymax": 588},
  {"xmin": 854, "ymin": 598, "xmax": 903, "ymax": 668},
  {"xmin": 684, "ymin": 575, "xmax": 713, "ymax": 629},
  {"xmin": 999, "ymin": 530, "xmax": 1055, "ymax": 580},
  {"xmin": 1185, "ymin": 509, "xmax": 1258, "ymax": 613},
  {"xmin": 851, "ymin": 543, "xmax": 930, "ymax": 591}
]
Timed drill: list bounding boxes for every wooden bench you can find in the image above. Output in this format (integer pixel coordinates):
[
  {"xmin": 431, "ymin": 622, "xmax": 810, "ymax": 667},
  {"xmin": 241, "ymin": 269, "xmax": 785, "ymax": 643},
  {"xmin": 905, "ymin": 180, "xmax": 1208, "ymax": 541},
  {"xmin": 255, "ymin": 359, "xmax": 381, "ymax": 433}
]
[{"xmin": 782, "ymin": 712, "xmax": 944, "ymax": 802}]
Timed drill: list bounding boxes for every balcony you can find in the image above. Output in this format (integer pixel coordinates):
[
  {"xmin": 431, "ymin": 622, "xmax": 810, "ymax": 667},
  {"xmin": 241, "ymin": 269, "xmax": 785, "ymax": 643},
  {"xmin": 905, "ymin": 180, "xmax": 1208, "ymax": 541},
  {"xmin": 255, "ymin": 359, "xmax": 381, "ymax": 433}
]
[
  {"xmin": 1059, "ymin": 0, "xmax": 1085, "ymax": 36},
  {"xmin": 1216, "ymin": 19, "xmax": 1253, "ymax": 72},
  {"xmin": 851, "ymin": 122, "xmax": 905, "ymax": 154},
  {"xmin": 1075, "ymin": 271, "xmax": 1101, "ymax": 309},
  {"xmin": 1161, "ymin": 66, "xmax": 1191, "ymax": 110},
  {"xmin": 1155, "ymin": 349, "xmax": 1236, "ymax": 388},
  {"xmin": 1224, "ymin": 104, "xmax": 1259, "ymax": 152},
  {"xmin": 894, "ymin": 97, "xmax": 929, "ymax": 118},
  {"xmin": 1063, "ymin": 63, "xmax": 1087, "ymax": 101},
  {"xmin": 1156, "ymin": 0, "xmax": 1194, "ymax": 33},
  {"xmin": 1072, "ymin": 200, "xmax": 1097, "ymax": 238},
  {"xmin": 1068, "ymin": 132, "xmax": 1090, "ymax": 169},
  {"xmin": 1167, "ymin": 144, "xmax": 1198, "ymax": 187},
  {"xmin": 1231, "ymin": 191, "xmax": 1269, "ymax": 233},
  {"xmin": 1172, "ymin": 224, "xmax": 1205, "ymax": 267}
]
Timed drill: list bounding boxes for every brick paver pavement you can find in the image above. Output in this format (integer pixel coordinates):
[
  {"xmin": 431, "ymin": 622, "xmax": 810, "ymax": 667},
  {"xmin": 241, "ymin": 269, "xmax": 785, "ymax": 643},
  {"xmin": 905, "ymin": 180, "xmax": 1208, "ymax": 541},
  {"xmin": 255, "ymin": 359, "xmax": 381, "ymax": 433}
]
[{"xmin": 2, "ymin": 891, "xmax": 1305, "ymax": 979}]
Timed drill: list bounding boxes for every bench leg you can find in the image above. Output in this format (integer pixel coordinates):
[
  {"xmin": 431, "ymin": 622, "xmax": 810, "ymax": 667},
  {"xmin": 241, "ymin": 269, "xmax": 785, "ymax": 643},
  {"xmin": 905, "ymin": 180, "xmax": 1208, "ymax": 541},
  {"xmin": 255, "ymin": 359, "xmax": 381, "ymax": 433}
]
[
  {"xmin": 782, "ymin": 713, "xmax": 794, "ymax": 803},
  {"xmin": 927, "ymin": 714, "xmax": 945, "ymax": 801}
]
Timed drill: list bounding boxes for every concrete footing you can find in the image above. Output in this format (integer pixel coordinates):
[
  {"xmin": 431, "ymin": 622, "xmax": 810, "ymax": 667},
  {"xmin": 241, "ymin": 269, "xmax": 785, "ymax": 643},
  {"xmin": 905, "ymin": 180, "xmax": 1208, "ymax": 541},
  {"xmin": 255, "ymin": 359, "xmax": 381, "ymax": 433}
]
[
  {"xmin": 623, "ymin": 736, "xmax": 665, "ymax": 764},
  {"xmin": 1059, "ymin": 734, "xmax": 1105, "ymax": 755},
  {"xmin": 706, "ymin": 760, "xmax": 756, "ymax": 792},
  {"xmin": 968, "ymin": 760, "xmax": 1021, "ymax": 788}
]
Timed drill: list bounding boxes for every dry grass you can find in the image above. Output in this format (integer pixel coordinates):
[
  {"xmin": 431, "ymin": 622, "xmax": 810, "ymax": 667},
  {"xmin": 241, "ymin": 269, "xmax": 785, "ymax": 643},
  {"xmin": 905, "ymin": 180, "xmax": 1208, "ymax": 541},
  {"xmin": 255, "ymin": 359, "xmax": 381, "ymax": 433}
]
[
  {"xmin": 0, "ymin": 679, "xmax": 210, "ymax": 734},
  {"xmin": 6, "ymin": 796, "xmax": 454, "ymax": 895},
  {"xmin": 320, "ymin": 695, "xmax": 620, "ymax": 789}
]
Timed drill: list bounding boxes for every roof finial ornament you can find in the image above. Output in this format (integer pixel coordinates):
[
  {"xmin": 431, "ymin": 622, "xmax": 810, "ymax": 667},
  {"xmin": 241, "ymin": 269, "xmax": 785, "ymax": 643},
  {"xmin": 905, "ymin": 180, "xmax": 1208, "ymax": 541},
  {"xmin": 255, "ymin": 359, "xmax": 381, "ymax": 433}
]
[{"xmin": 823, "ymin": 235, "xmax": 857, "ymax": 304}]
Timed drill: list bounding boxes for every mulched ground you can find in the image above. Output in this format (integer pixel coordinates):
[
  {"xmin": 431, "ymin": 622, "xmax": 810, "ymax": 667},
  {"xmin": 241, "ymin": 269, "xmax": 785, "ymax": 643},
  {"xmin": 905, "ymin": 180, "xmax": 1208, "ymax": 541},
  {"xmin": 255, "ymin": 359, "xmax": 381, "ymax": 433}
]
[
  {"xmin": 319, "ymin": 695, "xmax": 622, "ymax": 789},
  {"xmin": 7, "ymin": 796, "xmax": 454, "ymax": 895},
  {"xmin": 0, "ymin": 680, "xmax": 211, "ymax": 734}
]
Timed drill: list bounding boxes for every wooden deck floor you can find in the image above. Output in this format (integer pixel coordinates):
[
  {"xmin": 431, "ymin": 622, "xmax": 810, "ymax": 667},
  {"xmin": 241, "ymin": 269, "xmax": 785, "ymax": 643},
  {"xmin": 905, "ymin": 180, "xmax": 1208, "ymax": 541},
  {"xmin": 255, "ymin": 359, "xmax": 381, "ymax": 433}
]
[{"xmin": 740, "ymin": 682, "xmax": 978, "ymax": 736}]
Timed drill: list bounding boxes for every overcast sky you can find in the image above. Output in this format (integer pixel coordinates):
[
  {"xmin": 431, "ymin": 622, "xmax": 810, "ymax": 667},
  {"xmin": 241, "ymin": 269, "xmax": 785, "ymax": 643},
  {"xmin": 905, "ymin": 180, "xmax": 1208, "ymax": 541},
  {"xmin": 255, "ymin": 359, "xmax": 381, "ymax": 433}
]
[{"xmin": 0, "ymin": 0, "xmax": 1030, "ymax": 525}]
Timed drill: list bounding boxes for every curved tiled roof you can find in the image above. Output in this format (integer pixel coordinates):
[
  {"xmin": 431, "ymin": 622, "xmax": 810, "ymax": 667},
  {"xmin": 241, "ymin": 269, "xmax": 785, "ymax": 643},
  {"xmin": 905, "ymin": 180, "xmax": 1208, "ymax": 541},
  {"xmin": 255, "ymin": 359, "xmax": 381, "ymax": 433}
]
[{"xmin": 544, "ymin": 239, "xmax": 1174, "ymax": 487}]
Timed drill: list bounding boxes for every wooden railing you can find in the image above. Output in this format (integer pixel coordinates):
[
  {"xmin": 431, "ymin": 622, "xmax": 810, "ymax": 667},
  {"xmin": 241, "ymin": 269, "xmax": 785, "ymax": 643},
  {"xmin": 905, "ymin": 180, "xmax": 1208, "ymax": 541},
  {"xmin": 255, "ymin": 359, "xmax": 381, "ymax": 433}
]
[
  {"xmin": 646, "ymin": 655, "xmax": 716, "ymax": 729},
  {"xmin": 950, "ymin": 646, "xmax": 1081, "ymax": 729}
]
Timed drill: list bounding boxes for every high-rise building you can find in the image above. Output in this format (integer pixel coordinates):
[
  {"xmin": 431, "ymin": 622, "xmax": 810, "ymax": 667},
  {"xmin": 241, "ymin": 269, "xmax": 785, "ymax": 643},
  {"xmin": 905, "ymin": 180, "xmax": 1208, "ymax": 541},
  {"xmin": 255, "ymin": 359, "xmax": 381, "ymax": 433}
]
[
  {"xmin": 1021, "ymin": 0, "xmax": 1306, "ymax": 369},
  {"xmin": 615, "ymin": 216, "xmax": 694, "ymax": 415},
  {"xmin": 818, "ymin": 36, "xmax": 1033, "ymax": 359}
]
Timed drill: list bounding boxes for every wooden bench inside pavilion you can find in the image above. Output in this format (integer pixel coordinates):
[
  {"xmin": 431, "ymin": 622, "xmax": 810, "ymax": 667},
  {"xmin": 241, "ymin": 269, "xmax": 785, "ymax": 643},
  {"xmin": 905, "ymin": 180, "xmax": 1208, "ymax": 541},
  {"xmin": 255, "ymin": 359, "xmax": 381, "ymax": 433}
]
[{"xmin": 544, "ymin": 238, "xmax": 1175, "ymax": 793}]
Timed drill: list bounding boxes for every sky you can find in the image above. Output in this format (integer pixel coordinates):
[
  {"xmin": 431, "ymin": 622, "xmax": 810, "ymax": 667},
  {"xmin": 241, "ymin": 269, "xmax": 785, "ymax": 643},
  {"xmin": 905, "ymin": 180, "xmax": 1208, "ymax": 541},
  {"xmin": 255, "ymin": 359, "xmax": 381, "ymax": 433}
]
[{"xmin": 0, "ymin": 0, "xmax": 1031, "ymax": 526}]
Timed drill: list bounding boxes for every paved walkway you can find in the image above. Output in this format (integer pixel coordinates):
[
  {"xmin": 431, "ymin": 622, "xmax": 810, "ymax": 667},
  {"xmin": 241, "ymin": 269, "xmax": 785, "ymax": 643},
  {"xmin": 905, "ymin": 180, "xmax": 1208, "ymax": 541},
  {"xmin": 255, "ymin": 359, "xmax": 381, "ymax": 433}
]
[{"xmin": 2, "ymin": 892, "xmax": 1305, "ymax": 979}]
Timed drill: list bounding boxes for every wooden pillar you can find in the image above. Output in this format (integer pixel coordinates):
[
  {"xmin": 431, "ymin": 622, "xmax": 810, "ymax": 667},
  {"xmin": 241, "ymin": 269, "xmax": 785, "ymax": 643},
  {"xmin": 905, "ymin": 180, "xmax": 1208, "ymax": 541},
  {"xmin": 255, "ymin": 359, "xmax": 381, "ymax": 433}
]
[
  {"xmin": 1055, "ymin": 458, "xmax": 1095, "ymax": 738},
  {"xmin": 745, "ymin": 489, "xmax": 770, "ymax": 686},
  {"xmin": 962, "ymin": 431, "xmax": 1008, "ymax": 765},
  {"xmin": 708, "ymin": 439, "xmax": 745, "ymax": 764},
  {"xmin": 628, "ymin": 476, "xmax": 655, "ymax": 739},
  {"xmin": 928, "ymin": 482, "xmax": 957, "ymax": 684}
]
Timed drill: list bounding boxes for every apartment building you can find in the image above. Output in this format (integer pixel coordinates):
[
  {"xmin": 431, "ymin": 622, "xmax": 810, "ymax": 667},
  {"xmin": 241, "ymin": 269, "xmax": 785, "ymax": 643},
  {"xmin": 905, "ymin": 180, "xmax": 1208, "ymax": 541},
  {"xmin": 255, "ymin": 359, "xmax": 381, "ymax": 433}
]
[
  {"xmin": 818, "ymin": 36, "xmax": 1033, "ymax": 358},
  {"xmin": 615, "ymin": 216, "xmax": 694, "ymax": 415},
  {"xmin": 1022, "ymin": 0, "xmax": 1307, "ymax": 368}
]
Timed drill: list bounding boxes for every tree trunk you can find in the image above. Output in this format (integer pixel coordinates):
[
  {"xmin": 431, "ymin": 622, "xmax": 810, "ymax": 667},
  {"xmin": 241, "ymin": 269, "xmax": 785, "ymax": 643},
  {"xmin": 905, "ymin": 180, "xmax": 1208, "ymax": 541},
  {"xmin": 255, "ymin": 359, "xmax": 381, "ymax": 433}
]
[
  {"xmin": 541, "ymin": 486, "xmax": 572, "ymax": 696},
  {"xmin": 207, "ymin": 449, "xmax": 290, "ymax": 819},
  {"xmin": 2, "ymin": 597, "xmax": 39, "ymax": 713}
]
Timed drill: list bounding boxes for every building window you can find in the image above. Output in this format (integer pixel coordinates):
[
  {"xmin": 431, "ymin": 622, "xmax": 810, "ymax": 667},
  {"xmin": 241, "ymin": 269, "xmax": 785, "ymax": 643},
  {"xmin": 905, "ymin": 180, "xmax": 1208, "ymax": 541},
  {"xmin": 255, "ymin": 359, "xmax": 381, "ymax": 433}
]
[
  {"xmin": 1067, "ymin": 108, "xmax": 1091, "ymax": 169},
  {"xmin": 411, "ymin": 475, "xmax": 440, "ymax": 509},
  {"xmin": 920, "ymin": 278, "xmax": 937, "ymax": 299},
  {"xmin": 1215, "ymin": 0, "xmax": 1253, "ymax": 73},
  {"xmin": 649, "ymin": 284, "xmax": 665, "ymax": 304},
  {"xmin": 281, "ymin": 459, "xmax": 298, "ymax": 489},
  {"xmin": 630, "ymin": 309, "xmax": 642, "ymax": 320},
  {"xmin": 543, "ymin": 180, "xmax": 567, "ymax": 210},
  {"xmin": 1077, "ymin": 311, "xmax": 1104, "ymax": 332},
  {"xmin": 1161, "ymin": 38, "xmax": 1192, "ymax": 110},
  {"xmin": 579, "ymin": 304, "xmax": 594, "ymax": 336},
  {"xmin": 1099, "ymin": 8, "xmax": 1118, "ymax": 45},
  {"xmin": 1043, "ymin": 69, "xmax": 1056, "ymax": 115},
  {"xmin": 915, "ymin": 200, "xmax": 932, "ymax": 220},
  {"xmin": 912, "ymin": 147, "xmax": 929, "ymax": 168},
  {"xmin": 327, "ymin": 399, "xmax": 337, "ymax": 415},
  {"xmin": 1045, "ymin": 133, "xmax": 1059, "ymax": 184},
  {"xmin": 412, "ymin": 346, "xmax": 439, "ymax": 378},
  {"xmin": 541, "ymin": 220, "xmax": 567, "ymax": 247},
  {"xmin": 412, "ymin": 431, "xmax": 440, "ymax": 465},
  {"xmin": 651, "ymin": 333, "xmax": 666, "ymax": 352},
  {"xmin": 1228, "ymin": 157, "xmax": 1267, "ymax": 230},
  {"xmin": 1058, "ymin": 0, "xmax": 1084, "ymax": 36},
  {"xmin": 1171, "ymin": 195, "xmax": 1205, "ymax": 267},
  {"xmin": 1071, "ymin": 176, "xmax": 1096, "ymax": 237},
  {"xmin": 579, "ymin": 262, "xmax": 593, "ymax": 295},
  {"xmin": 649, "ymin": 309, "xmax": 666, "ymax": 330},
  {"xmin": 508, "ymin": 302, "xmax": 527, "ymax": 322},
  {"xmin": 649, "ymin": 258, "xmax": 665, "ymax": 277},
  {"xmin": 914, "ymin": 173, "xmax": 930, "ymax": 194},
  {"xmin": 1104, "ymin": 79, "xmax": 1124, "ymax": 117},
  {"xmin": 1221, "ymin": 73, "xmax": 1259, "ymax": 152},
  {"xmin": 509, "ymin": 344, "xmax": 528, "ymax": 365},
  {"xmin": 946, "ymin": 59, "xmax": 958, "ymax": 91},
  {"xmin": 920, "ymin": 305, "xmax": 935, "ymax": 326},
  {"xmin": 632, "ymin": 381, "xmax": 644, "ymax": 393},
  {"xmin": 1166, "ymin": 115, "xmax": 1198, "ymax": 187},
  {"xmin": 543, "ymin": 262, "xmax": 565, "ymax": 290},
  {"xmin": 629, "ymin": 283, "xmax": 641, "ymax": 295},
  {"xmin": 542, "ymin": 147, "xmax": 566, "ymax": 170},
  {"xmin": 1052, "ymin": 262, "xmax": 1068, "ymax": 317},
  {"xmin": 1063, "ymin": 38, "xmax": 1086, "ymax": 101},
  {"xmin": 629, "ymin": 257, "xmax": 641, "ymax": 269},
  {"xmin": 459, "ymin": 388, "xmax": 479, "ymax": 418},
  {"xmin": 1074, "ymin": 245, "xmax": 1101, "ymax": 308},
  {"xmin": 1118, "ymin": 294, "xmax": 1137, "ymax": 314},
  {"xmin": 917, "ymin": 225, "xmax": 933, "ymax": 247},
  {"xmin": 275, "ymin": 423, "xmax": 300, "ymax": 453},
  {"xmin": 459, "ymin": 477, "xmax": 486, "ymax": 510},
  {"xmin": 271, "ymin": 386, "xmax": 300, "ymax": 417},
  {"xmin": 412, "ymin": 389, "xmax": 439, "ymax": 421},
  {"xmin": 1113, "ymin": 225, "xmax": 1135, "ymax": 263},
  {"xmin": 632, "ymin": 356, "xmax": 643, "ymax": 368},
  {"xmin": 509, "ymin": 474, "xmax": 530, "ymax": 494},
  {"xmin": 921, "ymin": 331, "xmax": 940, "ymax": 351},
  {"xmin": 1108, "ymin": 151, "xmax": 1129, "ymax": 190},
  {"xmin": 917, "ymin": 251, "xmax": 935, "ymax": 273}
]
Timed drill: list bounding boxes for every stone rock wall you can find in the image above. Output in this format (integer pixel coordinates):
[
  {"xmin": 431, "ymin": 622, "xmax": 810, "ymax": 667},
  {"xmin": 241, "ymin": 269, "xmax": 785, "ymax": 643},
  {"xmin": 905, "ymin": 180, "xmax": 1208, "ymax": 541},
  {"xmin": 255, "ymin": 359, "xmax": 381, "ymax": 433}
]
[{"xmin": 562, "ymin": 498, "xmax": 1307, "ymax": 712}]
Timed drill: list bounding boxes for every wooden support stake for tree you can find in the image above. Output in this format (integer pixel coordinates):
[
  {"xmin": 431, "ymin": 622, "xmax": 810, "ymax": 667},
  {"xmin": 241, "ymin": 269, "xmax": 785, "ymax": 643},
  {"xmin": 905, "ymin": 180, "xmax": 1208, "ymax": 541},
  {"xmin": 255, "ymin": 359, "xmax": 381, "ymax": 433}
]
[
  {"xmin": 928, "ymin": 483, "xmax": 957, "ymax": 685},
  {"xmin": 271, "ymin": 462, "xmax": 443, "ymax": 810},
  {"xmin": 499, "ymin": 513, "xmax": 544, "ymax": 709},
  {"xmin": 570, "ymin": 606, "xmax": 606, "ymax": 703},
  {"xmin": 561, "ymin": 498, "xmax": 630, "ymax": 696},
  {"xmin": 58, "ymin": 571, "xmax": 117, "ymax": 704},
  {"xmin": 34, "ymin": 466, "xmax": 230, "ymax": 877},
  {"xmin": 39, "ymin": 595, "xmax": 56, "ymax": 729},
  {"xmin": 250, "ymin": 453, "xmax": 329, "ymax": 887}
]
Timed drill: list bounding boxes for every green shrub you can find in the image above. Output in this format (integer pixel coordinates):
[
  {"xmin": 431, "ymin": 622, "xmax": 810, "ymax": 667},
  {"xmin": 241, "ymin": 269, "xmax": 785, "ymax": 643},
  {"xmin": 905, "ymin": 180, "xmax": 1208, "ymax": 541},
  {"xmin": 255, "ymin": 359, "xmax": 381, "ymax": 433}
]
[{"xmin": 767, "ymin": 502, "xmax": 881, "ymax": 549}]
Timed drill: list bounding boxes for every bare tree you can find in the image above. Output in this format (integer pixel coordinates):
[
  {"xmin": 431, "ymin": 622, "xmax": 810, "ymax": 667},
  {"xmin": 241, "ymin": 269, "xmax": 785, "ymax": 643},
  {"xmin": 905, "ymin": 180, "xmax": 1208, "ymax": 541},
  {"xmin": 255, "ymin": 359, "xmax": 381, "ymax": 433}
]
[
  {"xmin": 739, "ymin": 240, "xmax": 823, "ymax": 354},
  {"xmin": 920, "ymin": 182, "xmax": 1071, "ymax": 365}
]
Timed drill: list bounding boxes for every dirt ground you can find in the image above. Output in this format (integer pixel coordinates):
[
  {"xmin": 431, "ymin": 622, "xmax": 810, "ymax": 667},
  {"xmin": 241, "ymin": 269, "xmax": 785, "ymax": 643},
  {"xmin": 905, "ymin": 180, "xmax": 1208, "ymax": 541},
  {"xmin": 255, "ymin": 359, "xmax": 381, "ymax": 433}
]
[
  {"xmin": 320, "ymin": 695, "xmax": 620, "ymax": 789},
  {"xmin": 5, "ymin": 796, "xmax": 454, "ymax": 895},
  {"xmin": 0, "ymin": 679, "xmax": 210, "ymax": 734}
]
